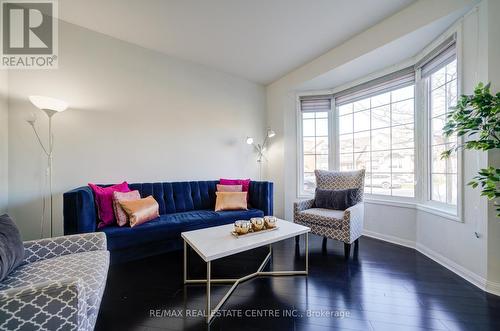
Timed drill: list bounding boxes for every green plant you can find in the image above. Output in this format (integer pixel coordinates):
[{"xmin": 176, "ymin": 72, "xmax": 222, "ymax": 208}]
[{"xmin": 442, "ymin": 83, "xmax": 500, "ymax": 216}]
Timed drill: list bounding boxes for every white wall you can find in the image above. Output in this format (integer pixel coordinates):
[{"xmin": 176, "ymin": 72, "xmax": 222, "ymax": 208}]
[
  {"xmin": 364, "ymin": 203, "xmax": 416, "ymax": 246},
  {"xmin": 7, "ymin": 21, "xmax": 266, "ymax": 240},
  {"xmin": 0, "ymin": 69, "xmax": 7, "ymax": 214}
]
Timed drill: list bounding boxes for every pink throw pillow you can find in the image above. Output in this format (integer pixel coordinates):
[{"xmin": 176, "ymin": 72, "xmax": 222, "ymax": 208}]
[
  {"xmin": 88, "ymin": 182, "xmax": 130, "ymax": 228},
  {"xmin": 219, "ymin": 178, "xmax": 251, "ymax": 201},
  {"xmin": 216, "ymin": 184, "xmax": 243, "ymax": 192},
  {"xmin": 113, "ymin": 190, "xmax": 141, "ymax": 226}
]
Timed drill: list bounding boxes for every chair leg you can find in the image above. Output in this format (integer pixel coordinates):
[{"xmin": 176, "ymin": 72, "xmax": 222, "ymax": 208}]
[
  {"xmin": 295, "ymin": 235, "xmax": 300, "ymax": 245},
  {"xmin": 344, "ymin": 243, "xmax": 351, "ymax": 259},
  {"xmin": 353, "ymin": 239, "xmax": 359, "ymax": 258},
  {"xmin": 322, "ymin": 237, "xmax": 327, "ymax": 252}
]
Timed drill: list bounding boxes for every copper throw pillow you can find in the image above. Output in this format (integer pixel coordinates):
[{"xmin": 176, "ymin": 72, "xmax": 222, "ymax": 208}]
[
  {"xmin": 215, "ymin": 192, "xmax": 248, "ymax": 211},
  {"xmin": 119, "ymin": 196, "xmax": 159, "ymax": 227}
]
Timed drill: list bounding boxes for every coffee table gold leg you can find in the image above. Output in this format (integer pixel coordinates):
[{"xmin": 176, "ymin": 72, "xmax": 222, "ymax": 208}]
[
  {"xmin": 183, "ymin": 241, "xmax": 187, "ymax": 284},
  {"xmin": 206, "ymin": 261, "xmax": 211, "ymax": 324},
  {"xmin": 305, "ymin": 232, "xmax": 309, "ymax": 274}
]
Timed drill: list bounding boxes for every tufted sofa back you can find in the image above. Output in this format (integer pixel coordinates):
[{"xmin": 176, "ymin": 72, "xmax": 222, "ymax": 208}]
[
  {"xmin": 63, "ymin": 180, "xmax": 273, "ymax": 234},
  {"xmin": 128, "ymin": 181, "xmax": 218, "ymax": 214}
]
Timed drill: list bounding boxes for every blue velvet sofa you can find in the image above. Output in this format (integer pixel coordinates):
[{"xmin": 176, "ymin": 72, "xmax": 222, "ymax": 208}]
[{"xmin": 63, "ymin": 180, "xmax": 273, "ymax": 264}]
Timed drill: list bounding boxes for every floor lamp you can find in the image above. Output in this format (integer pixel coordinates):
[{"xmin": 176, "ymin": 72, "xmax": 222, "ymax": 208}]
[
  {"xmin": 246, "ymin": 128, "xmax": 275, "ymax": 180},
  {"xmin": 28, "ymin": 95, "xmax": 69, "ymax": 238}
]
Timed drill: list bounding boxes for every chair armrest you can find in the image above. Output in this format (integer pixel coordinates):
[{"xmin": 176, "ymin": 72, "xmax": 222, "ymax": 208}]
[
  {"xmin": 0, "ymin": 278, "xmax": 87, "ymax": 330},
  {"xmin": 248, "ymin": 181, "xmax": 273, "ymax": 216},
  {"xmin": 343, "ymin": 202, "xmax": 365, "ymax": 243},
  {"xmin": 344, "ymin": 202, "xmax": 364, "ymax": 220},
  {"xmin": 63, "ymin": 185, "xmax": 97, "ymax": 235},
  {"xmin": 23, "ymin": 232, "xmax": 107, "ymax": 264},
  {"xmin": 294, "ymin": 199, "xmax": 315, "ymax": 213}
]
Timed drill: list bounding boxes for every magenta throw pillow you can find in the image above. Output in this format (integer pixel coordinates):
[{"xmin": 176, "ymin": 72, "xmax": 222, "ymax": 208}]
[
  {"xmin": 113, "ymin": 190, "xmax": 141, "ymax": 227},
  {"xmin": 88, "ymin": 182, "xmax": 130, "ymax": 228}
]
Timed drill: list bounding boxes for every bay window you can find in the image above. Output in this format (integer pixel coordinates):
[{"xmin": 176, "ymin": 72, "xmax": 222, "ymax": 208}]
[
  {"xmin": 336, "ymin": 80, "xmax": 415, "ymax": 198},
  {"xmin": 297, "ymin": 34, "xmax": 460, "ymax": 217}
]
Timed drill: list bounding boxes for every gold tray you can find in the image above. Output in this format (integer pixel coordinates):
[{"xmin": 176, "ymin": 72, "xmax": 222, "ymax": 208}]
[{"xmin": 231, "ymin": 226, "xmax": 279, "ymax": 238}]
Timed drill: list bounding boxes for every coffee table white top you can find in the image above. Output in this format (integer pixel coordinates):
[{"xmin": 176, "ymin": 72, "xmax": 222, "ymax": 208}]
[{"xmin": 181, "ymin": 220, "xmax": 310, "ymax": 262}]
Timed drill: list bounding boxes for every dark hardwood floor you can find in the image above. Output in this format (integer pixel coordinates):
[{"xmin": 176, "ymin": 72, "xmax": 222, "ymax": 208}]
[{"xmin": 95, "ymin": 235, "xmax": 500, "ymax": 331}]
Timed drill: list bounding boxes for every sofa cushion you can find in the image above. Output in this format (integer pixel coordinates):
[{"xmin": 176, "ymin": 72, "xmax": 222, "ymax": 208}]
[
  {"xmin": 102, "ymin": 209, "xmax": 265, "ymax": 251},
  {"xmin": 0, "ymin": 250, "xmax": 109, "ymax": 327},
  {"xmin": 215, "ymin": 209, "xmax": 264, "ymax": 223}
]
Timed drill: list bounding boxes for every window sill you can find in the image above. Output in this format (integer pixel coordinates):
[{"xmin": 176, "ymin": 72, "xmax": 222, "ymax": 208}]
[
  {"xmin": 364, "ymin": 197, "xmax": 416, "ymax": 209},
  {"xmin": 296, "ymin": 195, "xmax": 462, "ymax": 222},
  {"xmin": 415, "ymin": 203, "xmax": 461, "ymax": 222}
]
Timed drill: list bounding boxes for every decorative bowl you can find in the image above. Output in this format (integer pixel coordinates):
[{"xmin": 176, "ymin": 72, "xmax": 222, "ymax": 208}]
[
  {"xmin": 264, "ymin": 216, "xmax": 277, "ymax": 228},
  {"xmin": 234, "ymin": 220, "xmax": 251, "ymax": 234},
  {"xmin": 250, "ymin": 217, "xmax": 265, "ymax": 231}
]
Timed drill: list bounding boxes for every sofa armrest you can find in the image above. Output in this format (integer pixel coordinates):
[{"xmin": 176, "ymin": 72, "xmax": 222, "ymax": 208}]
[
  {"xmin": 64, "ymin": 185, "xmax": 97, "ymax": 235},
  {"xmin": 294, "ymin": 199, "xmax": 315, "ymax": 214},
  {"xmin": 23, "ymin": 232, "xmax": 107, "ymax": 264},
  {"xmin": 0, "ymin": 278, "xmax": 88, "ymax": 330},
  {"xmin": 248, "ymin": 181, "xmax": 273, "ymax": 216}
]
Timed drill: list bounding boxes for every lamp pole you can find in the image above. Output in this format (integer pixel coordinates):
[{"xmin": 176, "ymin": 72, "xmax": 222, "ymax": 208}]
[
  {"xmin": 28, "ymin": 96, "xmax": 68, "ymax": 238},
  {"xmin": 247, "ymin": 128, "xmax": 275, "ymax": 181},
  {"xmin": 45, "ymin": 110, "xmax": 55, "ymax": 237}
]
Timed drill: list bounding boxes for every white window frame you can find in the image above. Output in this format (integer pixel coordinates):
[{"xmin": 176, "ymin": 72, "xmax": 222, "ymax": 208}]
[
  {"xmin": 297, "ymin": 92, "xmax": 334, "ymax": 198},
  {"xmin": 418, "ymin": 45, "xmax": 463, "ymax": 220},
  {"xmin": 334, "ymin": 79, "xmax": 417, "ymax": 202},
  {"xmin": 295, "ymin": 27, "xmax": 464, "ymax": 222}
]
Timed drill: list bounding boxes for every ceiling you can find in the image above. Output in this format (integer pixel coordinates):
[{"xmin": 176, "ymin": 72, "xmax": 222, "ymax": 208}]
[
  {"xmin": 297, "ymin": 7, "xmax": 468, "ymax": 91},
  {"xmin": 59, "ymin": 0, "xmax": 416, "ymax": 85}
]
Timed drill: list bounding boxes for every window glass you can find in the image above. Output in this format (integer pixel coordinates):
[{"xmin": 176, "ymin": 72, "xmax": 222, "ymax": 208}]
[
  {"xmin": 300, "ymin": 99, "xmax": 331, "ymax": 194},
  {"xmin": 428, "ymin": 58, "xmax": 458, "ymax": 206},
  {"xmin": 337, "ymin": 84, "xmax": 415, "ymax": 197}
]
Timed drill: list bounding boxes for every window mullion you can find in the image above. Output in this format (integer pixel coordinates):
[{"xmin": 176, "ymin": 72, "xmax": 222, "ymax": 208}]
[{"xmin": 330, "ymin": 98, "xmax": 337, "ymax": 171}]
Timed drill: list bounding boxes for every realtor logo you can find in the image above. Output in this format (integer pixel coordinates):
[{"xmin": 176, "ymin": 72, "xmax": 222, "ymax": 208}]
[{"xmin": 1, "ymin": 0, "xmax": 58, "ymax": 68}]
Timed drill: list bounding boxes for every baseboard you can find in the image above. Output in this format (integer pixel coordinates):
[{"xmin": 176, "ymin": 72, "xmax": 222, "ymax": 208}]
[
  {"xmin": 362, "ymin": 230, "xmax": 500, "ymax": 297},
  {"xmin": 415, "ymin": 242, "xmax": 491, "ymax": 294},
  {"xmin": 486, "ymin": 280, "xmax": 500, "ymax": 296},
  {"xmin": 362, "ymin": 230, "xmax": 416, "ymax": 249}
]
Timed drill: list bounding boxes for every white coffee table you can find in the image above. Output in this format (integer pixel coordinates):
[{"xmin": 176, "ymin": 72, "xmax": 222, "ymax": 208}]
[{"xmin": 181, "ymin": 220, "xmax": 310, "ymax": 324}]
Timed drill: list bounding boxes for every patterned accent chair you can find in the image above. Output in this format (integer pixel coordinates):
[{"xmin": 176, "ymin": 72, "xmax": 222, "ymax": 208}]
[
  {"xmin": 0, "ymin": 233, "xmax": 109, "ymax": 331},
  {"xmin": 294, "ymin": 169, "xmax": 365, "ymax": 259}
]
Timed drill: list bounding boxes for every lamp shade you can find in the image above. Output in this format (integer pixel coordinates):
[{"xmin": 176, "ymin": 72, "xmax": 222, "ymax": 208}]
[{"xmin": 29, "ymin": 96, "xmax": 68, "ymax": 112}]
